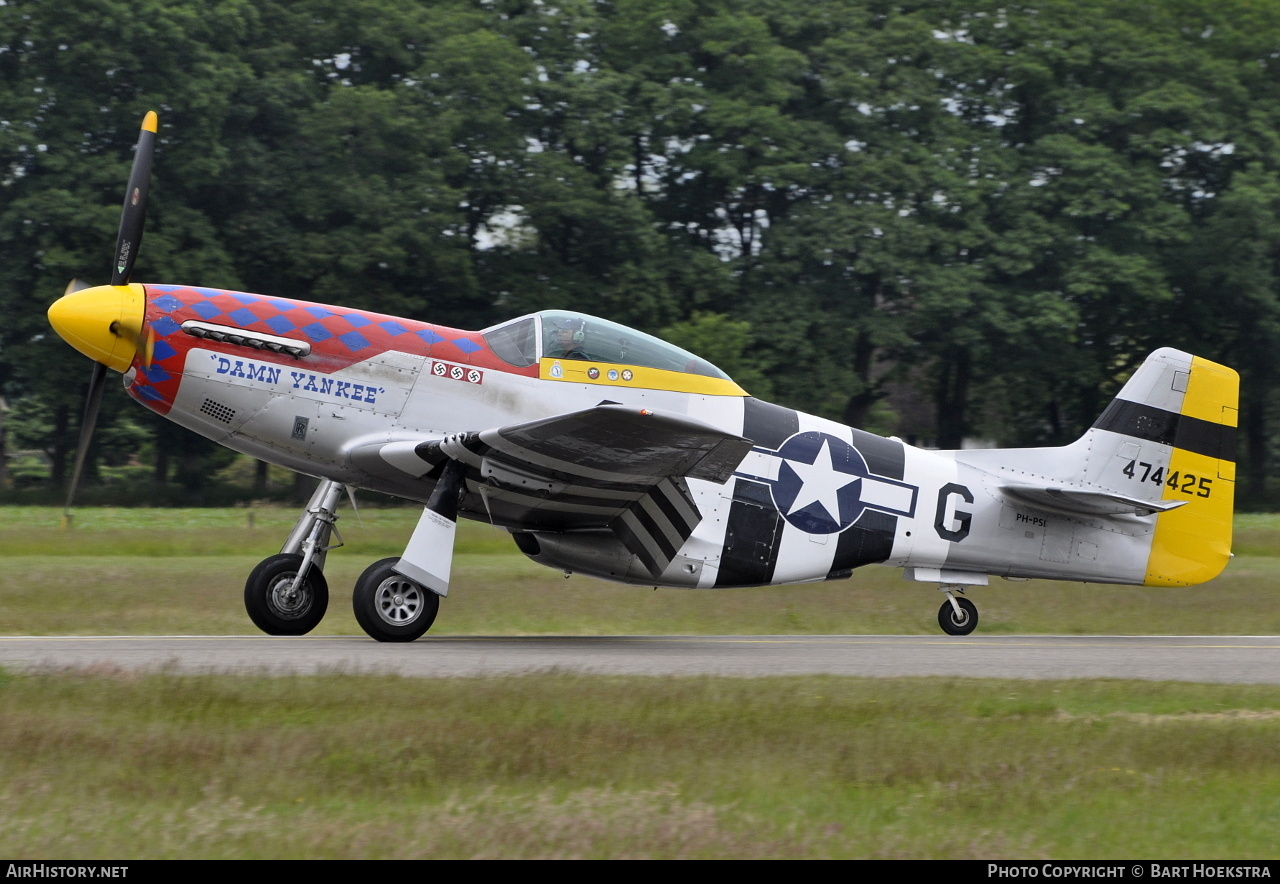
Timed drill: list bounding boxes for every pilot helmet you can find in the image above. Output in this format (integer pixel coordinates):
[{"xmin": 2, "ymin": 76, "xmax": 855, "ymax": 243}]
[{"xmin": 554, "ymin": 317, "xmax": 585, "ymax": 343}]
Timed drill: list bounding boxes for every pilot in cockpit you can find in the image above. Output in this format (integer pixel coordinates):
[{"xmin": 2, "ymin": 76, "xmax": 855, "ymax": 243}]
[{"xmin": 548, "ymin": 317, "xmax": 588, "ymax": 360}]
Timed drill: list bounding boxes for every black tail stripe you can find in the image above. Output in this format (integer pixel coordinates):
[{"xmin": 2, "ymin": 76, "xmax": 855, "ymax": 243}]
[
  {"xmin": 1093, "ymin": 399, "xmax": 1237, "ymax": 462},
  {"xmin": 830, "ymin": 511, "xmax": 897, "ymax": 574},
  {"xmin": 715, "ymin": 479, "xmax": 784, "ymax": 587}
]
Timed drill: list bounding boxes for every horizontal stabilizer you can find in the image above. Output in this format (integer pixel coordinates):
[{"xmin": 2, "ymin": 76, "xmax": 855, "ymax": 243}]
[{"xmin": 1000, "ymin": 484, "xmax": 1188, "ymax": 517}]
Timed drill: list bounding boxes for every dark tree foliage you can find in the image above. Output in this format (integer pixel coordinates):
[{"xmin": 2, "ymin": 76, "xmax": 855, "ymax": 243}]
[{"xmin": 2, "ymin": 0, "xmax": 1279, "ymax": 504}]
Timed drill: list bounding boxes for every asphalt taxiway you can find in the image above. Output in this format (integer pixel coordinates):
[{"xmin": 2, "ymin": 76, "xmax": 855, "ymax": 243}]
[{"xmin": 0, "ymin": 634, "xmax": 1278, "ymax": 683}]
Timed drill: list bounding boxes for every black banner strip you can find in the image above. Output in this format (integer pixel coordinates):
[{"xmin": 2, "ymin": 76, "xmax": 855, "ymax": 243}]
[
  {"xmin": 851, "ymin": 429, "xmax": 906, "ymax": 480},
  {"xmin": 742, "ymin": 398, "xmax": 800, "ymax": 449},
  {"xmin": 1092, "ymin": 399, "xmax": 1237, "ymax": 462},
  {"xmin": 830, "ymin": 510, "xmax": 897, "ymax": 574}
]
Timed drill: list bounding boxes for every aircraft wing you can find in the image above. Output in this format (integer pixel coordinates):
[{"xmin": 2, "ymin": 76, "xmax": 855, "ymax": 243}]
[
  {"xmin": 1000, "ymin": 484, "xmax": 1188, "ymax": 517},
  {"xmin": 382, "ymin": 405, "xmax": 753, "ymax": 577}
]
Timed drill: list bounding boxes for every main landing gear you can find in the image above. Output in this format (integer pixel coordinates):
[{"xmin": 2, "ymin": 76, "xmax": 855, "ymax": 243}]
[
  {"xmin": 244, "ymin": 479, "xmax": 344, "ymax": 636},
  {"xmin": 351, "ymin": 557, "xmax": 440, "ymax": 643},
  {"xmin": 242, "ymin": 478, "xmax": 445, "ymax": 642}
]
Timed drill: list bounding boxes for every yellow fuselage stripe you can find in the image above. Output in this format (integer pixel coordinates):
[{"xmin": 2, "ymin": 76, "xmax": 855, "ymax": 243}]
[{"xmin": 538, "ymin": 358, "xmax": 747, "ymax": 397}]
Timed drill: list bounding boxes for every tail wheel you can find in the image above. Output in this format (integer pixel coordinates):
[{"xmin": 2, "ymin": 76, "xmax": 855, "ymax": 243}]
[
  {"xmin": 244, "ymin": 553, "xmax": 329, "ymax": 636},
  {"xmin": 352, "ymin": 557, "xmax": 440, "ymax": 643},
  {"xmin": 938, "ymin": 596, "xmax": 978, "ymax": 636}
]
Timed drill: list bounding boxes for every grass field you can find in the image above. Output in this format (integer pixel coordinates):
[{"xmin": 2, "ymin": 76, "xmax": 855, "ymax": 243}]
[
  {"xmin": 2, "ymin": 672, "xmax": 1279, "ymax": 859},
  {"xmin": 0, "ymin": 506, "xmax": 1277, "ymax": 635},
  {"xmin": 1, "ymin": 507, "xmax": 1278, "ymax": 858}
]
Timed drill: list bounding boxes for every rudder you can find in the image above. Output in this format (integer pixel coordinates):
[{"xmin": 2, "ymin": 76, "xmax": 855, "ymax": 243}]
[{"xmin": 1090, "ymin": 348, "xmax": 1238, "ymax": 586}]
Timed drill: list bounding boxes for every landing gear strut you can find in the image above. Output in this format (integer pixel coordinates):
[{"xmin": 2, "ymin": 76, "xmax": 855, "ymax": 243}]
[
  {"xmin": 937, "ymin": 587, "xmax": 978, "ymax": 636},
  {"xmin": 349, "ymin": 456, "xmax": 467, "ymax": 642},
  {"xmin": 244, "ymin": 479, "xmax": 344, "ymax": 636}
]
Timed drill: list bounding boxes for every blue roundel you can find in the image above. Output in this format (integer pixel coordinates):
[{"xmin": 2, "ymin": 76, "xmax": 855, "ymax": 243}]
[{"xmin": 769, "ymin": 432, "xmax": 872, "ymax": 534}]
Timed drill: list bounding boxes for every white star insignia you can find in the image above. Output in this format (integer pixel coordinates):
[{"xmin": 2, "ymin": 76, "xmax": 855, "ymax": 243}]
[{"xmin": 783, "ymin": 438, "xmax": 859, "ymax": 524}]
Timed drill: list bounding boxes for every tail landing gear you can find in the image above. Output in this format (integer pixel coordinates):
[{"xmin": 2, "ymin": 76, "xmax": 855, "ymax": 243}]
[
  {"xmin": 937, "ymin": 587, "xmax": 978, "ymax": 636},
  {"xmin": 902, "ymin": 568, "xmax": 987, "ymax": 636},
  {"xmin": 244, "ymin": 479, "xmax": 344, "ymax": 636}
]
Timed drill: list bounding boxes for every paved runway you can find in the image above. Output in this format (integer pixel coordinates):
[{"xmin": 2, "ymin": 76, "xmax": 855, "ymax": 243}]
[{"xmin": 1, "ymin": 634, "xmax": 1279, "ymax": 683}]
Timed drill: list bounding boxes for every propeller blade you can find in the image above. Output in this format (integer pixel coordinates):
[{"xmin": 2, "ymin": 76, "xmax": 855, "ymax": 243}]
[
  {"xmin": 63, "ymin": 278, "xmax": 91, "ymax": 297},
  {"xmin": 109, "ymin": 314, "xmax": 155, "ymax": 368},
  {"xmin": 111, "ymin": 111, "xmax": 158, "ymax": 287},
  {"xmin": 62, "ymin": 360, "xmax": 109, "ymax": 523}
]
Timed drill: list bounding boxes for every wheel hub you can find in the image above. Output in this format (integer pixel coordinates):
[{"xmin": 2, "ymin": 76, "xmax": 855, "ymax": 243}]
[
  {"xmin": 375, "ymin": 577, "xmax": 423, "ymax": 626},
  {"xmin": 269, "ymin": 575, "xmax": 312, "ymax": 619}
]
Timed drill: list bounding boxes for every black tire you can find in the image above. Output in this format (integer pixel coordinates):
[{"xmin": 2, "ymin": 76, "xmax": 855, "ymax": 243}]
[
  {"xmin": 938, "ymin": 596, "xmax": 979, "ymax": 636},
  {"xmin": 244, "ymin": 553, "xmax": 329, "ymax": 636},
  {"xmin": 352, "ymin": 557, "xmax": 440, "ymax": 643}
]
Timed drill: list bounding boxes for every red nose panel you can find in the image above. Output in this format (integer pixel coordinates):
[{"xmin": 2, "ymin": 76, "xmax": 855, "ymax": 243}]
[{"xmin": 127, "ymin": 285, "xmax": 531, "ymax": 414}]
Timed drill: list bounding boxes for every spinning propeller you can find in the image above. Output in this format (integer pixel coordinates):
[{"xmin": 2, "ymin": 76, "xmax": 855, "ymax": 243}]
[{"xmin": 46, "ymin": 111, "xmax": 158, "ymax": 523}]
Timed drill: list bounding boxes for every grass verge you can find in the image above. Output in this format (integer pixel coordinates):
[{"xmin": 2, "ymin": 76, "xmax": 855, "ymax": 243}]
[{"xmin": 1, "ymin": 670, "xmax": 1278, "ymax": 859}]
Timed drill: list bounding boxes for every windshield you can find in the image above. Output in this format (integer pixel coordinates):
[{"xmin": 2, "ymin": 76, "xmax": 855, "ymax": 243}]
[{"xmin": 480, "ymin": 316, "xmax": 538, "ymax": 367}]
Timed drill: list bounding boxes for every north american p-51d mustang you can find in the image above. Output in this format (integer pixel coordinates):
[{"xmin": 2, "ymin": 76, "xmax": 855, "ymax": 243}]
[{"xmin": 47, "ymin": 114, "xmax": 1239, "ymax": 641}]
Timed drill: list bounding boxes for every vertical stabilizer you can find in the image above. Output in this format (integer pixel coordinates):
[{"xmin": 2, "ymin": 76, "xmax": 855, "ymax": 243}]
[{"xmin": 1089, "ymin": 348, "xmax": 1238, "ymax": 586}]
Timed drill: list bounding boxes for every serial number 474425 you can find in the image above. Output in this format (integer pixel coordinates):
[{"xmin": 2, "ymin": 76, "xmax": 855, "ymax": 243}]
[{"xmin": 1121, "ymin": 460, "xmax": 1213, "ymax": 498}]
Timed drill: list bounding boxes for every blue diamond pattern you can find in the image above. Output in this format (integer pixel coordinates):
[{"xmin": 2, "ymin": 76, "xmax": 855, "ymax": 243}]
[
  {"xmin": 343, "ymin": 313, "xmax": 372, "ymax": 328},
  {"xmin": 415, "ymin": 329, "xmax": 444, "ymax": 345},
  {"xmin": 265, "ymin": 315, "xmax": 296, "ymax": 335},
  {"xmin": 228, "ymin": 307, "xmax": 258, "ymax": 326},
  {"xmin": 379, "ymin": 320, "xmax": 409, "ymax": 336},
  {"xmin": 228, "ymin": 292, "xmax": 258, "ymax": 304},
  {"xmin": 300, "ymin": 323, "xmax": 333, "ymax": 342},
  {"xmin": 151, "ymin": 339, "xmax": 177, "ymax": 362},
  {"xmin": 191, "ymin": 301, "xmax": 222, "ymax": 320},
  {"xmin": 305, "ymin": 306, "xmax": 334, "ymax": 319},
  {"xmin": 151, "ymin": 316, "xmax": 181, "ymax": 337},
  {"xmin": 154, "ymin": 295, "xmax": 182, "ymax": 313},
  {"xmin": 141, "ymin": 365, "xmax": 171, "ymax": 384},
  {"xmin": 338, "ymin": 330, "xmax": 370, "ymax": 351},
  {"xmin": 267, "ymin": 299, "xmax": 294, "ymax": 311},
  {"xmin": 451, "ymin": 338, "xmax": 483, "ymax": 354},
  {"xmin": 134, "ymin": 385, "xmax": 164, "ymax": 402}
]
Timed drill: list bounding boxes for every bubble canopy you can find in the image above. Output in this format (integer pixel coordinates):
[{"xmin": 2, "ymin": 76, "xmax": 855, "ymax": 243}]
[{"xmin": 481, "ymin": 311, "xmax": 733, "ymax": 381}]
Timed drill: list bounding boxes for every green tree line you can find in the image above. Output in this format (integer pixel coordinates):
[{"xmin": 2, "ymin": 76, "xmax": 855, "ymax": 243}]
[{"xmin": 2, "ymin": 0, "xmax": 1279, "ymax": 504}]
